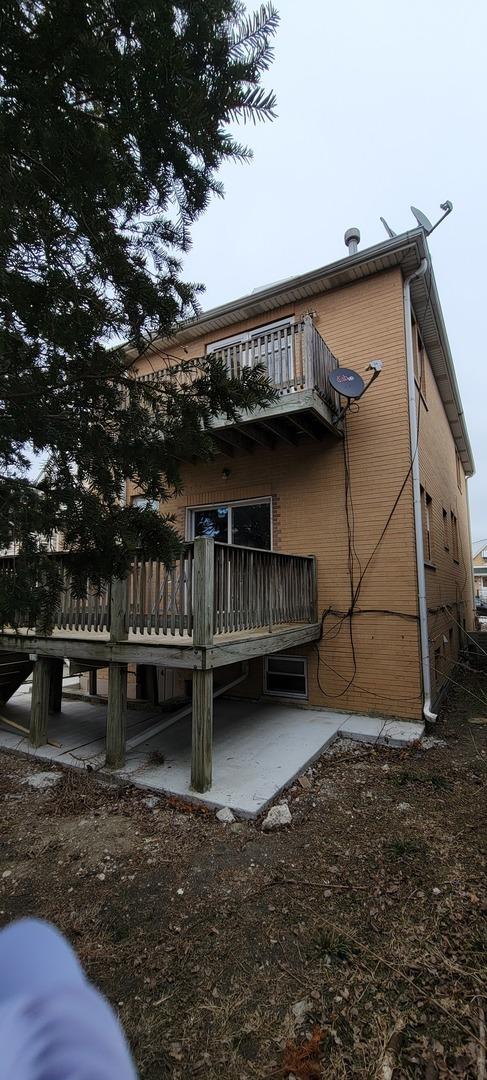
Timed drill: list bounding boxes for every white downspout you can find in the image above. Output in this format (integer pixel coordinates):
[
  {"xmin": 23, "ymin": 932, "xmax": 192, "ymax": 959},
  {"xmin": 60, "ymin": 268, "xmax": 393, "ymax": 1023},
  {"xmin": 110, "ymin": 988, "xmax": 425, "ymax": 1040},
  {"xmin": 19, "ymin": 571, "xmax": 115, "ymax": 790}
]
[{"xmin": 403, "ymin": 258, "xmax": 437, "ymax": 723}]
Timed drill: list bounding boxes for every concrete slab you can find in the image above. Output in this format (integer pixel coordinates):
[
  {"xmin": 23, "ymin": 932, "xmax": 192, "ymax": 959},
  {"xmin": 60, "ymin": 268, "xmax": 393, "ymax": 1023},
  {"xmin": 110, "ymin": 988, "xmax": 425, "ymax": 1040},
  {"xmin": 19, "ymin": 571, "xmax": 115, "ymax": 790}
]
[
  {"xmin": 338, "ymin": 715, "xmax": 424, "ymax": 746},
  {"xmin": 0, "ymin": 693, "xmax": 423, "ymax": 816}
]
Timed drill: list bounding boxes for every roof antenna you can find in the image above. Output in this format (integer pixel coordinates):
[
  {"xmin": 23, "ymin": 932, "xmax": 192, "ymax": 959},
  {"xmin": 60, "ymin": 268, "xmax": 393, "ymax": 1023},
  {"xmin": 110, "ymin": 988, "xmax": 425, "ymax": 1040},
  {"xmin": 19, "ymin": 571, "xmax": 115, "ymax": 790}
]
[
  {"xmin": 380, "ymin": 216, "xmax": 397, "ymax": 238},
  {"xmin": 411, "ymin": 201, "xmax": 453, "ymax": 236}
]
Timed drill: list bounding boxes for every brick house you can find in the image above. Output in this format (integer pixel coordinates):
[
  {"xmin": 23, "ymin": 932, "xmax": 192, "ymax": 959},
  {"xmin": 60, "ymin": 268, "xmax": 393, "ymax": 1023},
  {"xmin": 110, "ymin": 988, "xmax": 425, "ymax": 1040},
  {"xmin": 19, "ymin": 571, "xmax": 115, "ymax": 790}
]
[{"xmin": 1, "ymin": 225, "xmax": 475, "ymax": 790}]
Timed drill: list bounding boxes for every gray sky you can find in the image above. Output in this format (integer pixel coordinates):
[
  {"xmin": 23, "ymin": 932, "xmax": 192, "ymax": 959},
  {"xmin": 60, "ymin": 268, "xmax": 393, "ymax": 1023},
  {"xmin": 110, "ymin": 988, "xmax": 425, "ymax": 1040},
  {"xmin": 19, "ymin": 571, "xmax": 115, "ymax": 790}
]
[{"xmin": 183, "ymin": 0, "xmax": 487, "ymax": 550}]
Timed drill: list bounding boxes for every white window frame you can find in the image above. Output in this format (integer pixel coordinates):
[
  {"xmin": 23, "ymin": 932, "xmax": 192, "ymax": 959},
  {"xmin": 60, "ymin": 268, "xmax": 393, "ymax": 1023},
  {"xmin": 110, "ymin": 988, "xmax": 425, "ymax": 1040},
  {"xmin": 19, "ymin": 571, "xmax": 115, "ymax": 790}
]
[
  {"xmin": 131, "ymin": 495, "xmax": 159, "ymax": 511},
  {"xmin": 264, "ymin": 654, "xmax": 308, "ymax": 700},
  {"xmin": 186, "ymin": 496, "xmax": 273, "ymax": 549}
]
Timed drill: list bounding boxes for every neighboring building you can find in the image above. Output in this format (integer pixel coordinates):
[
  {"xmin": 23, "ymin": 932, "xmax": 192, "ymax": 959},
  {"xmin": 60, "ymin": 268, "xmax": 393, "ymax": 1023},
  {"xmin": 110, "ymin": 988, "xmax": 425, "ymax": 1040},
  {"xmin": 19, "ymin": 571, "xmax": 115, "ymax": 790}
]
[
  {"xmin": 2, "ymin": 224, "xmax": 476, "ymax": 789},
  {"xmin": 473, "ymin": 547, "xmax": 487, "ymax": 602}
]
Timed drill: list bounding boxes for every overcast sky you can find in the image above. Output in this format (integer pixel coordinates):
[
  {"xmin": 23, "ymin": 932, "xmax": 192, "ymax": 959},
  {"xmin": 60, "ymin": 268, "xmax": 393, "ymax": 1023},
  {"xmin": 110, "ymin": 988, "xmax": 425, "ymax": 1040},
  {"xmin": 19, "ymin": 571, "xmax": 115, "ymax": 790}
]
[{"xmin": 183, "ymin": 0, "xmax": 487, "ymax": 549}]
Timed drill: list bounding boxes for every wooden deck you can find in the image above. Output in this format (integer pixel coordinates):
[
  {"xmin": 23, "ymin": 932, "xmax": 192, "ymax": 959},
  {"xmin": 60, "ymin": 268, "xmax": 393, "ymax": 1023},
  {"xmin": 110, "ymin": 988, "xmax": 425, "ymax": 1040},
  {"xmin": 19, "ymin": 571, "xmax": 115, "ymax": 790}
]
[
  {"xmin": 0, "ymin": 539, "xmax": 320, "ymax": 791},
  {"xmin": 0, "ymin": 620, "xmax": 321, "ymax": 668}
]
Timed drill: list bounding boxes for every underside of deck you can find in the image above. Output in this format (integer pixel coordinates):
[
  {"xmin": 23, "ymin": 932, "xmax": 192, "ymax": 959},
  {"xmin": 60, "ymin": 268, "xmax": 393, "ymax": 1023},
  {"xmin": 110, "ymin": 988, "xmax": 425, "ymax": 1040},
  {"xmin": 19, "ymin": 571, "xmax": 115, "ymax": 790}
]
[{"xmin": 210, "ymin": 388, "xmax": 342, "ymax": 454}]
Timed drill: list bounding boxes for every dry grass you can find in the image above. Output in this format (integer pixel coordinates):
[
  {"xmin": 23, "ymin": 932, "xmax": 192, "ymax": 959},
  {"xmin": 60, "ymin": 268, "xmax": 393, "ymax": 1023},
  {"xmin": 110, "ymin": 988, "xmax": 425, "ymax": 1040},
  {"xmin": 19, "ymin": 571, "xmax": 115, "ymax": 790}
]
[{"xmin": 0, "ymin": 669, "xmax": 486, "ymax": 1078}]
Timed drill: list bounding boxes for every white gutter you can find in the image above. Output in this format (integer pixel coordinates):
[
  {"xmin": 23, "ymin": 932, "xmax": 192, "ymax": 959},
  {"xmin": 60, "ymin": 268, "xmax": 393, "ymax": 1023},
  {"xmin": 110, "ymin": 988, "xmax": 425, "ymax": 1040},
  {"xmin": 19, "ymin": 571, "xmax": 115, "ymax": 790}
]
[{"xmin": 404, "ymin": 257, "xmax": 437, "ymax": 723}]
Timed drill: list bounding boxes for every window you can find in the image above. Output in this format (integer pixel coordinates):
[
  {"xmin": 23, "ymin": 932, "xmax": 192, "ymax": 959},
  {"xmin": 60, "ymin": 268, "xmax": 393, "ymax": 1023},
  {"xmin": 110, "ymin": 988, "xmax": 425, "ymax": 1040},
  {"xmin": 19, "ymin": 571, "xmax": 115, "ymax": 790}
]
[
  {"xmin": 450, "ymin": 511, "xmax": 459, "ymax": 562},
  {"xmin": 131, "ymin": 495, "xmax": 159, "ymax": 511},
  {"xmin": 188, "ymin": 499, "xmax": 272, "ymax": 550},
  {"xmin": 455, "ymin": 449, "xmax": 463, "ymax": 492},
  {"xmin": 442, "ymin": 508, "xmax": 449, "ymax": 550},
  {"xmin": 420, "ymin": 487, "xmax": 433, "ymax": 563},
  {"xmin": 264, "ymin": 655, "xmax": 307, "ymax": 699}
]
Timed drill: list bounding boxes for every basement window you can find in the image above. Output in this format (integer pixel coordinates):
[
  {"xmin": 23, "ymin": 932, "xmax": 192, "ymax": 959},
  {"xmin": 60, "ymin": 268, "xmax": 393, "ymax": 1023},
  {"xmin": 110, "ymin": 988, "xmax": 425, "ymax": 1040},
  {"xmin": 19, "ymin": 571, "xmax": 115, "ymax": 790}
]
[{"xmin": 264, "ymin": 655, "xmax": 308, "ymax": 699}]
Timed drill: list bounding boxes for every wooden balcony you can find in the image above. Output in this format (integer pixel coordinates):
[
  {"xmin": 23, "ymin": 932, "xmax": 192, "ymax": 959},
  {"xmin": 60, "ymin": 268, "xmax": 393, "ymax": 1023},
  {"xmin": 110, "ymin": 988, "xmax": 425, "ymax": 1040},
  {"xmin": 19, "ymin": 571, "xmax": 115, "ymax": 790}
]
[
  {"xmin": 0, "ymin": 539, "xmax": 321, "ymax": 788},
  {"xmin": 0, "ymin": 540, "xmax": 319, "ymax": 666},
  {"xmin": 209, "ymin": 315, "xmax": 342, "ymax": 450},
  {"xmin": 138, "ymin": 315, "xmax": 342, "ymax": 452}
]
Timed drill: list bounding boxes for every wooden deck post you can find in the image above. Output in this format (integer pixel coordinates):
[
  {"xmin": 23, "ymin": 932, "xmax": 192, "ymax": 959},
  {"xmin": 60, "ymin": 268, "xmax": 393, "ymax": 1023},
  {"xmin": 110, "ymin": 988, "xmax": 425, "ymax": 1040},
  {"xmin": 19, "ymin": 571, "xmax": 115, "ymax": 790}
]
[
  {"xmin": 191, "ymin": 537, "xmax": 214, "ymax": 792},
  {"xmin": 30, "ymin": 657, "xmax": 50, "ymax": 748},
  {"xmin": 106, "ymin": 662, "xmax": 128, "ymax": 768},
  {"xmin": 48, "ymin": 658, "xmax": 64, "ymax": 713},
  {"xmin": 106, "ymin": 576, "xmax": 129, "ymax": 768},
  {"xmin": 191, "ymin": 668, "xmax": 214, "ymax": 792}
]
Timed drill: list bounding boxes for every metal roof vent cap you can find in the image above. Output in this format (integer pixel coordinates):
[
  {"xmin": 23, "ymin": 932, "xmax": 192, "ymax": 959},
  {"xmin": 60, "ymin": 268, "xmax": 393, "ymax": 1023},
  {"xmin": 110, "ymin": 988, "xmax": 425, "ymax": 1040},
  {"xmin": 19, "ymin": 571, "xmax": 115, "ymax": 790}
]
[{"xmin": 344, "ymin": 227, "xmax": 360, "ymax": 256}]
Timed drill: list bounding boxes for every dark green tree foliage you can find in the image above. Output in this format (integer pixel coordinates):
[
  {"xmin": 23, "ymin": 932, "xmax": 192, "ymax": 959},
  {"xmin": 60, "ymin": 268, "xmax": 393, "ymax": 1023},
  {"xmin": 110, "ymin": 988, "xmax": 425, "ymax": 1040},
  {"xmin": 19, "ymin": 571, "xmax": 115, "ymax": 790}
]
[{"xmin": 0, "ymin": 0, "xmax": 278, "ymax": 626}]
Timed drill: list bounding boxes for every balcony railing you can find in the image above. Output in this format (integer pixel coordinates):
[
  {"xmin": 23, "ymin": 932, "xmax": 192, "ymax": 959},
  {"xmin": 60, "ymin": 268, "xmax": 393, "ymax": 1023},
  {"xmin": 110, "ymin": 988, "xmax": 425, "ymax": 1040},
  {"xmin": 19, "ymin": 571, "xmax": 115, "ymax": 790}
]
[
  {"xmin": 0, "ymin": 539, "xmax": 317, "ymax": 640},
  {"xmin": 138, "ymin": 315, "xmax": 340, "ymax": 416},
  {"xmin": 210, "ymin": 317, "xmax": 340, "ymax": 411}
]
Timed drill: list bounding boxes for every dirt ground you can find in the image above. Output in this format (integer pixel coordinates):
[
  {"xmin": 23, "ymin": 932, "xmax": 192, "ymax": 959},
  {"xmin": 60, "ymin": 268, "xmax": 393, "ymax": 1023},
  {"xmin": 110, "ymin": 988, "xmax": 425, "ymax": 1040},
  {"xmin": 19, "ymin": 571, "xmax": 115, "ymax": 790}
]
[{"xmin": 0, "ymin": 671, "xmax": 486, "ymax": 1079}]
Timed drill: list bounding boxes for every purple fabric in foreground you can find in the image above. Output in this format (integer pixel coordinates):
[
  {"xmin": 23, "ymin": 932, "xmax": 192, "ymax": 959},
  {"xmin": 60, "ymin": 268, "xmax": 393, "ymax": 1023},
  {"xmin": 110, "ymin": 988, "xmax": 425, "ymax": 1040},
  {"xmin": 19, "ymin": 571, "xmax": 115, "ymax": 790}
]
[{"xmin": 0, "ymin": 918, "xmax": 137, "ymax": 1079}]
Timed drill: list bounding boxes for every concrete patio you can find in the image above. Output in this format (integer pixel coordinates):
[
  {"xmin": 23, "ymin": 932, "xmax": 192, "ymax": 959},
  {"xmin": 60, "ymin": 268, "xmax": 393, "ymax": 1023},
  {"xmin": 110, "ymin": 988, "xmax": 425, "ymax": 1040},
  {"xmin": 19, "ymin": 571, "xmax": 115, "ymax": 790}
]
[{"xmin": 0, "ymin": 692, "xmax": 424, "ymax": 816}]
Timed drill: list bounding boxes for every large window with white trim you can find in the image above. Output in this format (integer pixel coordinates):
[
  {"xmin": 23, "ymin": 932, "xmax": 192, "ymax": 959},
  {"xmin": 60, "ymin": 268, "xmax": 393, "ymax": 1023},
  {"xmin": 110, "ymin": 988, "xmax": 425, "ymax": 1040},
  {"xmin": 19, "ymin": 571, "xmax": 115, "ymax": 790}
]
[{"xmin": 187, "ymin": 498, "xmax": 272, "ymax": 550}]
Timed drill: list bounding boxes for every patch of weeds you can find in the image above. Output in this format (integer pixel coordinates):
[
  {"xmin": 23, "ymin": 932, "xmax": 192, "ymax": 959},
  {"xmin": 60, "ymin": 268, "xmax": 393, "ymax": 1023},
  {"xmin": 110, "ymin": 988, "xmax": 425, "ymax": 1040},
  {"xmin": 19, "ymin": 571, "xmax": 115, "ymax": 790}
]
[
  {"xmin": 385, "ymin": 837, "xmax": 426, "ymax": 861},
  {"xmin": 469, "ymin": 929, "xmax": 487, "ymax": 956},
  {"xmin": 313, "ymin": 929, "xmax": 356, "ymax": 963},
  {"xmin": 426, "ymin": 774, "xmax": 451, "ymax": 791},
  {"xmin": 111, "ymin": 924, "xmax": 130, "ymax": 943},
  {"xmin": 392, "ymin": 770, "xmax": 451, "ymax": 791},
  {"xmin": 393, "ymin": 769, "xmax": 416, "ymax": 787},
  {"xmin": 147, "ymin": 750, "xmax": 165, "ymax": 766}
]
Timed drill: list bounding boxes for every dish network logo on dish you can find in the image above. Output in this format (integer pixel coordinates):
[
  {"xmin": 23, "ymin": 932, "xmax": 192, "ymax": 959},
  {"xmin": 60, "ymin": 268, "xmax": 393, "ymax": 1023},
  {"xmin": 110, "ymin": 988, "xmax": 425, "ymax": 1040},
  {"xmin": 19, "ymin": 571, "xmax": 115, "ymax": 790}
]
[{"xmin": 336, "ymin": 373, "xmax": 355, "ymax": 383}]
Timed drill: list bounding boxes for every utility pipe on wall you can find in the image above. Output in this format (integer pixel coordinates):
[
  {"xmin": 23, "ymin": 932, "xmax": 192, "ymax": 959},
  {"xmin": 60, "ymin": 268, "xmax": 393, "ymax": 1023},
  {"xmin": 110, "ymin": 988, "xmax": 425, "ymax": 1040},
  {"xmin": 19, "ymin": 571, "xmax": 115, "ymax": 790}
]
[{"xmin": 403, "ymin": 257, "xmax": 437, "ymax": 723}]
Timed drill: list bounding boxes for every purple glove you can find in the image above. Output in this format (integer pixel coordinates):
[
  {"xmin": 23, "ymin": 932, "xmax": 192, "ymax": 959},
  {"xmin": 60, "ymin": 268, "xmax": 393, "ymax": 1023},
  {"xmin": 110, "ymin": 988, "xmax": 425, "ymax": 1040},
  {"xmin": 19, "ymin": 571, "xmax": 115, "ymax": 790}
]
[{"xmin": 0, "ymin": 918, "xmax": 137, "ymax": 1079}]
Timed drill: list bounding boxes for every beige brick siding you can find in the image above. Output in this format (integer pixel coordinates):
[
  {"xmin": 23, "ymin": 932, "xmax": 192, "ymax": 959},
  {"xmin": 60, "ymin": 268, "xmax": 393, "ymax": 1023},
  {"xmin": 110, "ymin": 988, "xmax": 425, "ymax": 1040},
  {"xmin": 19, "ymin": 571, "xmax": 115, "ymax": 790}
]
[
  {"xmin": 418, "ymin": 346, "xmax": 474, "ymax": 703},
  {"xmin": 129, "ymin": 268, "xmax": 427, "ymax": 720}
]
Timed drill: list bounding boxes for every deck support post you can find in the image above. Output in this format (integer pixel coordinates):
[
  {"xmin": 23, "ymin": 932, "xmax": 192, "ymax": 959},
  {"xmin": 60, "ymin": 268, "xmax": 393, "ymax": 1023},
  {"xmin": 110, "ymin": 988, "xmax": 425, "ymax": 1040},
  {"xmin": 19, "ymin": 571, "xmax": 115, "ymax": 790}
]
[
  {"xmin": 48, "ymin": 658, "xmax": 64, "ymax": 713},
  {"xmin": 106, "ymin": 662, "xmax": 128, "ymax": 768},
  {"xmin": 191, "ymin": 668, "xmax": 214, "ymax": 792},
  {"xmin": 30, "ymin": 657, "xmax": 50, "ymax": 748},
  {"xmin": 191, "ymin": 537, "xmax": 214, "ymax": 792},
  {"xmin": 106, "ymin": 576, "xmax": 129, "ymax": 768}
]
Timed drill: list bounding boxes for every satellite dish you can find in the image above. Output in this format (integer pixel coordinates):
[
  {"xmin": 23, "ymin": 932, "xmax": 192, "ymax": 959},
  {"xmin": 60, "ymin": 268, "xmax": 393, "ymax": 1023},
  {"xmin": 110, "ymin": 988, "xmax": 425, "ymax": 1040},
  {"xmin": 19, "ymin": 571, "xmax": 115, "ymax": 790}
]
[
  {"xmin": 380, "ymin": 216, "xmax": 397, "ymax": 238},
  {"xmin": 411, "ymin": 205, "xmax": 434, "ymax": 234},
  {"xmin": 328, "ymin": 367, "xmax": 365, "ymax": 399}
]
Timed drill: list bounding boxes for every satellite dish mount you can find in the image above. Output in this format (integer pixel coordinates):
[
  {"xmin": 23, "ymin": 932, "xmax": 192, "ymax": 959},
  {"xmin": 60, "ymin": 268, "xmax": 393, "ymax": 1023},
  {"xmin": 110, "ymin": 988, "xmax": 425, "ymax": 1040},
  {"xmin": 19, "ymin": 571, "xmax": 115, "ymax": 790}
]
[
  {"xmin": 329, "ymin": 361, "xmax": 383, "ymax": 421},
  {"xmin": 411, "ymin": 201, "xmax": 453, "ymax": 236}
]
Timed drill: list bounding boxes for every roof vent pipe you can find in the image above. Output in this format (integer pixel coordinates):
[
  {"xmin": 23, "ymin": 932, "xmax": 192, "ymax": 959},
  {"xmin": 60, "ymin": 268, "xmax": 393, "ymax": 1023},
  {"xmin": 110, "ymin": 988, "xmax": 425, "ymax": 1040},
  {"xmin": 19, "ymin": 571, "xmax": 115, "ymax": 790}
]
[{"xmin": 344, "ymin": 227, "xmax": 360, "ymax": 256}]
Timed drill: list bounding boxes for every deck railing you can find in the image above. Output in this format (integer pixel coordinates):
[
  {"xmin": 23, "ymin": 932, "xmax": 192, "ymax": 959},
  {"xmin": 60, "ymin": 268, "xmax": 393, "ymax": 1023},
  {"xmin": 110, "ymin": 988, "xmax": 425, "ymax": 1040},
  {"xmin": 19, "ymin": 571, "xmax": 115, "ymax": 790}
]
[
  {"xmin": 213, "ymin": 542, "xmax": 316, "ymax": 634},
  {"xmin": 138, "ymin": 315, "xmax": 340, "ymax": 415},
  {"xmin": 0, "ymin": 539, "xmax": 317, "ymax": 640}
]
